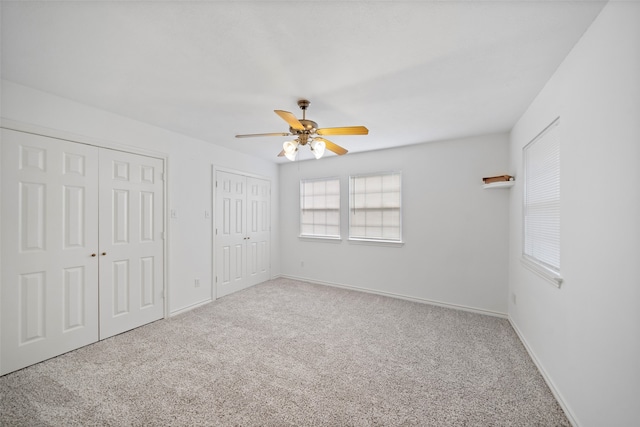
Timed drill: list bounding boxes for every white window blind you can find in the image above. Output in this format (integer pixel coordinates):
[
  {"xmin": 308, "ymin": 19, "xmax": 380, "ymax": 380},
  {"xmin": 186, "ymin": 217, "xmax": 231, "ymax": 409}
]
[
  {"xmin": 300, "ymin": 177, "xmax": 340, "ymax": 238},
  {"xmin": 349, "ymin": 172, "xmax": 402, "ymax": 242},
  {"xmin": 523, "ymin": 119, "xmax": 560, "ymax": 274}
]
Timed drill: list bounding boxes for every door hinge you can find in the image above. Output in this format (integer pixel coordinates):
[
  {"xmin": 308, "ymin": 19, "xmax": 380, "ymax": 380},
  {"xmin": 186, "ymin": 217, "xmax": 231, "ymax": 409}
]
[
  {"xmin": 215, "ymin": 276, "xmax": 218, "ymax": 283},
  {"xmin": 161, "ymin": 231, "xmax": 166, "ymax": 240},
  {"xmin": 161, "ymin": 172, "xmax": 165, "ymax": 181}
]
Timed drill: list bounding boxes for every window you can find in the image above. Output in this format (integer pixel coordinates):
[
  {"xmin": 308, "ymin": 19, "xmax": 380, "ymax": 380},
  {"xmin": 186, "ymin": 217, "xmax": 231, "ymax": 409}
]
[
  {"xmin": 523, "ymin": 118, "xmax": 561, "ymax": 284},
  {"xmin": 349, "ymin": 172, "xmax": 402, "ymax": 242},
  {"xmin": 300, "ymin": 177, "xmax": 340, "ymax": 238}
]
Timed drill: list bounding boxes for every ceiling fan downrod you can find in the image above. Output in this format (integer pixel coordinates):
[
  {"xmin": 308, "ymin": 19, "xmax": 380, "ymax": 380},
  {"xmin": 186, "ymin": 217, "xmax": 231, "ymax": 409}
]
[
  {"xmin": 298, "ymin": 99, "xmax": 310, "ymax": 120},
  {"xmin": 293, "ymin": 99, "xmax": 318, "ymax": 145}
]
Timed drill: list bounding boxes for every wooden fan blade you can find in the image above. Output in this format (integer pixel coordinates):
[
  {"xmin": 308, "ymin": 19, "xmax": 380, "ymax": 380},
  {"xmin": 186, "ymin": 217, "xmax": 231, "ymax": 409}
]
[
  {"xmin": 315, "ymin": 137, "xmax": 348, "ymax": 155},
  {"xmin": 235, "ymin": 132, "xmax": 290, "ymax": 138},
  {"xmin": 277, "ymin": 149, "xmax": 285, "ymax": 157},
  {"xmin": 274, "ymin": 110, "xmax": 305, "ymax": 131},
  {"xmin": 316, "ymin": 126, "xmax": 368, "ymax": 136}
]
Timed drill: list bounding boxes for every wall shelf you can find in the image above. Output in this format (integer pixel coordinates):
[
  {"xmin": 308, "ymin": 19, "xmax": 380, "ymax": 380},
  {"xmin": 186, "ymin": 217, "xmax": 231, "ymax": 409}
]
[{"xmin": 483, "ymin": 181, "xmax": 515, "ymax": 189}]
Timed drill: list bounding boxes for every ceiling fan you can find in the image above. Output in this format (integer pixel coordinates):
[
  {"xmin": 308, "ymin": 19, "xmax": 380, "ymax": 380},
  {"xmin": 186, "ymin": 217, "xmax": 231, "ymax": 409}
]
[{"xmin": 235, "ymin": 99, "xmax": 368, "ymax": 161}]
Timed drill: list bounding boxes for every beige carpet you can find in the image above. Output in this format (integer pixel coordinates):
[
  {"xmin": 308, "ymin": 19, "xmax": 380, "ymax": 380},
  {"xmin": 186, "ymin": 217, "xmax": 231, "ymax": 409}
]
[{"xmin": 0, "ymin": 278, "xmax": 569, "ymax": 426}]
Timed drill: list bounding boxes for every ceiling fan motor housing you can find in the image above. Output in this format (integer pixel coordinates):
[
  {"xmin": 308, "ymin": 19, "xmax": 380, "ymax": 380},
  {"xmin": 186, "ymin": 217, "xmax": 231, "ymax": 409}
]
[{"xmin": 291, "ymin": 119, "xmax": 318, "ymax": 145}]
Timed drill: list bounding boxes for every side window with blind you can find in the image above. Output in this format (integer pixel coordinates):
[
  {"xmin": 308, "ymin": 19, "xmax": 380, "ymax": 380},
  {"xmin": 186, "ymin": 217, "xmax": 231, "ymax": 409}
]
[
  {"xmin": 300, "ymin": 177, "xmax": 341, "ymax": 238},
  {"xmin": 349, "ymin": 172, "xmax": 402, "ymax": 242},
  {"xmin": 523, "ymin": 118, "xmax": 562, "ymax": 285}
]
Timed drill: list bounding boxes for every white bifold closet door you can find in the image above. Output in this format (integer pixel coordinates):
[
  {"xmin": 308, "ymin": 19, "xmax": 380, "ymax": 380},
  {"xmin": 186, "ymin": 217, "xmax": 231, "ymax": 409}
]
[
  {"xmin": 98, "ymin": 148, "xmax": 164, "ymax": 340},
  {"xmin": 1, "ymin": 129, "xmax": 100, "ymax": 374},
  {"xmin": 0, "ymin": 129, "xmax": 164, "ymax": 375},
  {"xmin": 215, "ymin": 171, "xmax": 270, "ymax": 298}
]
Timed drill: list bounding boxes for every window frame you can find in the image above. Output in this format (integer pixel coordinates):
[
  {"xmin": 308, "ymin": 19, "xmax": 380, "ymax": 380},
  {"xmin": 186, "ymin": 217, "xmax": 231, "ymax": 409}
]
[
  {"xmin": 299, "ymin": 176, "xmax": 342, "ymax": 240},
  {"xmin": 522, "ymin": 118, "xmax": 562, "ymax": 287},
  {"xmin": 348, "ymin": 171, "xmax": 403, "ymax": 245}
]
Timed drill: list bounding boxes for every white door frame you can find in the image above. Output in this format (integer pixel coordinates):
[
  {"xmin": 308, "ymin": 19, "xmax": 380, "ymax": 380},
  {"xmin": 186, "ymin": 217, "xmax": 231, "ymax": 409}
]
[
  {"xmin": 0, "ymin": 119, "xmax": 171, "ymax": 321},
  {"xmin": 212, "ymin": 165, "xmax": 271, "ymax": 301}
]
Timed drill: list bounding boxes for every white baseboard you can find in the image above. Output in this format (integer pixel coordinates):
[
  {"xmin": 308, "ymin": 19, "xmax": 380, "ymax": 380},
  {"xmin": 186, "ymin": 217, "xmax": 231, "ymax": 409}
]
[
  {"xmin": 169, "ymin": 298, "xmax": 213, "ymax": 317},
  {"xmin": 508, "ymin": 317, "xmax": 579, "ymax": 427},
  {"xmin": 277, "ymin": 274, "xmax": 507, "ymax": 318}
]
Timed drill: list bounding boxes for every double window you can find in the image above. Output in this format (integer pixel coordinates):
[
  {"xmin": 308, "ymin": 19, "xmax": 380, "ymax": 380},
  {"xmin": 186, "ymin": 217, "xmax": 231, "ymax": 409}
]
[
  {"xmin": 523, "ymin": 118, "xmax": 561, "ymax": 285},
  {"xmin": 299, "ymin": 172, "xmax": 402, "ymax": 243}
]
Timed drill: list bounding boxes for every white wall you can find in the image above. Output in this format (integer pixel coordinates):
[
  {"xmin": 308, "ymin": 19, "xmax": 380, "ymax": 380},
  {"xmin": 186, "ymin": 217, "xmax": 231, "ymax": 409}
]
[
  {"xmin": 0, "ymin": 80, "xmax": 280, "ymax": 314},
  {"xmin": 280, "ymin": 134, "xmax": 510, "ymax": 315},
  {"xmin": 508, "ymin": 2, "xmax": 640, "ymax": 426}
]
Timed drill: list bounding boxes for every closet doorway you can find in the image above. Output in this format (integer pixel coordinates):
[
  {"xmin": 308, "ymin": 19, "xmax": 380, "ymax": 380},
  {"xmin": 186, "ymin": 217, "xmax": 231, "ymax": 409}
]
[
  {"xmin": 1, "ymin": 128, "xmax": 165, "ymax": 375},
  {"xmin": 215, "ymin": 170, "xmax": 270, "ymax": 298}
]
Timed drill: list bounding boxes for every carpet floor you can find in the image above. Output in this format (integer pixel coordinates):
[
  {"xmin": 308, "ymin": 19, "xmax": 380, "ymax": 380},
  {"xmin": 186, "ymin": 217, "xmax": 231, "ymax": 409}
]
[{"xmin": 0, "ymin": 278, "xmax": 569, "ymax": 426}]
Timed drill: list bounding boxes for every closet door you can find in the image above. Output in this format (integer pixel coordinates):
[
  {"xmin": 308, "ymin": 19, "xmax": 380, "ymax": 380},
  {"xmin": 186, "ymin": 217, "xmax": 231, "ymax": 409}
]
[
  {"xmin": 215, "ymin": 171, "xmax": 247, "ymax": 298},
  {"xmin": 215, "ymin": 171, "xmax": 271, "ymax": 298},
  {"xmin": 1, "ymin": 129, "xmax": 99, "ymax": 375},
  {"xmin": 246, "ymin": 177, "xmax": 270, "ymax": 287},
  {"xmin": 98, "ymin": 149, "xmax": 164, "ymax": 339}
]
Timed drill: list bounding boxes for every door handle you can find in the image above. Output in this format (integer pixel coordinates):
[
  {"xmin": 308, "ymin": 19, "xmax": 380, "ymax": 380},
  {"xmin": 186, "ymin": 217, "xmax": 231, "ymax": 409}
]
[
  {"xmin": 102, "ymin": 252, "xmax": 107, "ymax": 256},
  {"xmin": 91, "ymin": 253, "xmax": 97, "ymax": 257}
]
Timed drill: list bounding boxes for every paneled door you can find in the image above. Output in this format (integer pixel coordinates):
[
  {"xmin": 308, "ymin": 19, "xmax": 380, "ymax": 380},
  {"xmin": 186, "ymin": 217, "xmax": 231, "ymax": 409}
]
[
  {"xmin": 1, "ymin": 129, "xmax": 165, "ymax": 375},
  {"xmin": 1, "ymin": 129, "xmax": 100, "ymax": 375},
  {"xmin": 215, "ymin": 171, "xmax": 270, "ymax": 298},
  {"xmin": 98, "ymin": 149, "xmax": 164, "ymax": 339},
  {"xmin": 246, "ymin": 177, "xmax": 270, "ymax": 287},
  {"xmin": 215, "ymin": 171, "xmax": 247, "ymax": 298}
]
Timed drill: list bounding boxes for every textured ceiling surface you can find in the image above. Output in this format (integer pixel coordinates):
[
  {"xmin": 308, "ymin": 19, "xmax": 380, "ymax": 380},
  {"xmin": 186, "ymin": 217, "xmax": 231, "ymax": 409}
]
[{"xmin": 1, "ymin": 1, "xmax": 606, "ymax": 162}]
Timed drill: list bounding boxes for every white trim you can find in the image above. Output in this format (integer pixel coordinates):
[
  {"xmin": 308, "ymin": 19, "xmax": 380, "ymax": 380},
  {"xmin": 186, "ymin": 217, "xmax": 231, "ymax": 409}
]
[
  {"xmin": 298, "ymin": 235, "xmax": 342, "ymax": 243},
  {"xmin": 163, "ymin": 153, "xmax": 171, "ymax": 319},
  {"xmin": 169, "ymin": 298, "xmax": 213, "ymax": 317},
  {"xmin": 1, "ymin": 118, "xmax": 167, "ymax": 160},
  {"xmin": 214, "ymin": 164, "xmax": 272, "ymax": 181},
  {"xmin": 348, "ymin": 237, "xmax": 405, "ymax": 247},
  {"xmin": 278, "ymin": 274, "xmax": 507, "ymax": 318},
  {"xmin": 520, "ymin": 256, "xmax": 563, "ymax": 287},
  {"xmin": 509, "ymin": 317, "xmax": 579, "ymax": 427}
]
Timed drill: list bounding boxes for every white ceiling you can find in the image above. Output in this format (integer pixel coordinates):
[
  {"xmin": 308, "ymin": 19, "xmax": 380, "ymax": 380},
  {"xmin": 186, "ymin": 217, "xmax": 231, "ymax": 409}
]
[{"xmin": 1, "ymin": 1, "xmax": 606, "ymax": 163}]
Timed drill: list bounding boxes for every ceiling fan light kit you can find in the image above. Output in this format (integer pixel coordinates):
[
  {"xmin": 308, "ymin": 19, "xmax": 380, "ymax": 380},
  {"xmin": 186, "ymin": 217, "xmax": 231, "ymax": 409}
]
[
  {"xmin": 235, "ymin": 99, "xmax": 368, "ymax": 161},
  {"xmin": 283, "ymin": 140, "xmax": 299, "ymax": 161},
  {"xmin": 310, "ymin": 139, "xmax": 326, "ymax": 159}
]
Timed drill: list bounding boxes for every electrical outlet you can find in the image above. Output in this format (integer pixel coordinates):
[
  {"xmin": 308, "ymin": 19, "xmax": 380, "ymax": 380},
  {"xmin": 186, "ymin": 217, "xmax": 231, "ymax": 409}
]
[
  {"xmin": 204, "ymin": 210, "xmax": 210, "ymax": 218},
  {"xmin": 170, "ymin": 209, "xmax": 177, "ymax": 219},
  {"xmin": 511, "ymin": 293, "xmax": 517, "ymax": 305},
  {"xmin": 195, "ymin": 278, "xmax": 200, "ymax": 288},
  {"xmin": 300, "ymin": 261, "xmax": 304, "ymax": 267}
]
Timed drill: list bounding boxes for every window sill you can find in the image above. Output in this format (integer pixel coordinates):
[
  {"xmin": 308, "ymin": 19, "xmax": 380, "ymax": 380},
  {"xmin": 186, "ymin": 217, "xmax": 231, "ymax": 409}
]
[
  {"xmin": 298, "ymin": 235, "xmax": 342, "ymax": 243},
  {"xmin": 520, "ymin": 257, "xmax": 563, "ymax": 288},
  {"xmin": 348, "ymin": 238, "xmax": 404, "ymax": 247}
]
